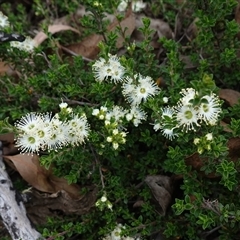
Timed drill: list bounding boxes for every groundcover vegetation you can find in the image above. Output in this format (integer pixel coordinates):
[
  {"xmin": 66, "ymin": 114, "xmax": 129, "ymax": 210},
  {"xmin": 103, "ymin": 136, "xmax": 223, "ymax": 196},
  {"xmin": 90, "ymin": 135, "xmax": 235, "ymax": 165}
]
[{"xmin": 1, "ymin": 0, "xmax": 240, "ymax": 239}]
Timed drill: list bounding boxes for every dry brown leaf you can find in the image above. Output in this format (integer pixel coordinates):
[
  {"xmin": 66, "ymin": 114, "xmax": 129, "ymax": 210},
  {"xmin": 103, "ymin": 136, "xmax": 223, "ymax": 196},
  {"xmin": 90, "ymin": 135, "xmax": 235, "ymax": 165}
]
[
  {"xmin": 3, "ymin": 154, "xmax": 81, "ymax": 198},
  {"xmin": 108, "ymin": 10, "xmax": 136, "ymax": 49},
  {"xmin": 0, "ymin": 133, "xmax": 18, "ymax": 156},
  {"xmin": 0, "ymin": 133, "xmax": 15, "ymax": 143},
  {"xmin": 133, "ymin": 14, "xmax": 172, "ymax": 48},
  {"xmin": 64, "ymin": 9, "xmax": 135, "ymax": 59},
  {"xmin": 26, "ymin": 188, "xmax": 98, "ymax": 225},
  {"xmin": 186, "ymin": 18, "xmax": 199, "ymax": 41},
  {"xmin": 228, "ymin": 137, "xmax": 240, "ymax": 162},
  {"xmin": 180, "ymin": 55, "xmax": 198, "ymax": 69},
  {"xmin": 220, "ymin": 121, "xmax": 232, "ymax": 133},
  {"xmin": 219, "ymin": 89, "xmax": 240, "ymax": 106},
  {"xmin": 34, "ymin": 24, "xmax": 81, "ymax": 46},
  {"xmin": 0, "ymin": 61, "xmax": 15, "ymax": 76},
  {"xmin": 185, "ymin": 153, "xmax": 218, "ymax": 178},
  {"xmin": 185, "ymin": 137, "xmax": 240, "ymax": 178},
  {"xmin": 65, "ymin": 34, "xmax": 103, "ymax": 59},
  {"xmin": 145, "ymin": 175, "xmax": 173, "ymax": 216}
]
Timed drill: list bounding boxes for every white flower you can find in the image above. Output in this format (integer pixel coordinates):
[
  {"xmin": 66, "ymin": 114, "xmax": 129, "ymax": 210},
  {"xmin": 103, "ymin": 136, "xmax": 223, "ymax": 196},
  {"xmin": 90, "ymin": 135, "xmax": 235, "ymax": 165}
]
[
  {"xmin": 198, "ymin": 93, "xmax": 222, "ymax": 125},
  {"xmin": 15, "ymin": 133, "xmax": 42, "ymax": 154},
  {"xmin": 176, "ymin": 105, "xmax": 200, "ymax": 132},
  {"xmin": 94, "ymin": 65, "xmax": 108, "ymax": 82},
  {"xmin": 117, "ymin": 0, "xmax": 146, "ymax": 13},
  {"xmin": 112, "ymin": 129, "xmax": 119, "ymax": 135},
  {"xmin": 133, "ymin": 74, "xmax": 159, "ymax": 105},
  {"xmin": 10, "ymin": 36, "xmax": 36, "ymax": 53},
  {"xmin": 23, "ymin": 37, "xmax": 36, "ymax": 52},
  {"xmin": 107, "ymin": 136, "xmax": 113, "ymax": 142},
  {"xmin": 162, "ymin": 107, "xmax": 175, "ymax": 119},
  {"xmin": 127, "ymin": 105, "xmax": 147, "ymax": 126},
  {"xmin": 106, "ymin": 106, "xmax": 127, "ymax": 123},
  {"xmin": 92, "ymin": 109, "xmax": 100, "ymax": 116},
  {"xmin": 15, "ymin": 113, "xmax": 50, "ymax": 154},
  {"xmin": 117, "ymin": 0, "xmax": 128, "ymax": 11},
  {"xmin": 194, "ymin": 138, "xmax": 200, "ymax": 145},
  {"xmin": 59, "ymin": 102, "xmax": 68, "ymax": 109},
  {"xmin": 101, "ymin": 196, "xmax": 107, "ymax": 202},
  {"xmin": 15, "ymin": 112, "xmax": 43, "ymax": 134},
  {"xmin": 113, "ymin": 142, "xmax": 119, "ymax": 150},
  {"xmin": 93, "ymin": 57, "xmax": 106, "ymax": 68},
  {"xmin": 107, "ymin": 55, "xmax": 125, "ymax": 83},
  {"xmin": 102, "ymin": 223, "xmax": 139, "ymax": 240},
  {"xmin": 107, "ymin": 202, "xmax": 113, "ymax": 211},
  {"xmin": 205, "ymin": 133, "xmax": 213, "ymax": 141},
  {"xmin": 122, "ymin": 74, "xmax": 159, "ymax": 106},
  {"xmin": 105, "ymin": 120, "xmax": 111, "ymax": 125},
  {"xmin": 92, "ymin": 54, "xmax": 125, "ymax": 83},
  {"xmin": 178, "ymin": 88, "xmax": 198, "ymax": 106},
  {"xmin": 101, "ymin": 106, "xmax": 108, "ymax": 112},
  {"xmin": 99, "ymin": 114, "xmax": 105, "ymax": 120},
  {"xmin": 66, "ymin": 107, "xmax": 72, "ymax": 113},
  {"xmin": 163, "ymin": 97, "xmax": 169, "ymax": 103},
  {"xmin": 111, "ymin": 224, "xmax": 123, "ymax": 240},
  {"xmin": 161, "ymin": 127, "xmax": 178, "ymax": 140},
  {"xmin": 0, "ymin": 11, "xmax": 9, "ymax": 29},
  {"xmin": 132, "ymin": 0, "xmax": 146, "ymax": 12},
  {"xmin": 47, "ymin": 117, "xmax": 68, "ymax": 150},
  {"xmin": 66, "ymin": 114, "xmax": 90, "ymax": 146},
  {"xmin": 153, "ymin": 122, "xmax": 161, "ymax": 131}
]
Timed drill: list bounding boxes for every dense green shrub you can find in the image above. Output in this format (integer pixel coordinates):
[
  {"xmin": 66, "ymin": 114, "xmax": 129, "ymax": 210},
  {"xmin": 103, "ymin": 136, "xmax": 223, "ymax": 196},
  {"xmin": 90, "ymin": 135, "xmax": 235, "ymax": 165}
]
[{"xmin": 1, "ymin": 0, "xmax": 240, "ymax": 239}]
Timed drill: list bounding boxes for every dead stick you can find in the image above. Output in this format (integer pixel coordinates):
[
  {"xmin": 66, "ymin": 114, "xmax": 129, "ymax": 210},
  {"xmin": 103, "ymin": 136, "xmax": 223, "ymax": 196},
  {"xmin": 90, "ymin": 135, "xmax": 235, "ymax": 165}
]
[{"xmin": 0, "ymin": 141, "xmax": 44, "ymax": 240}]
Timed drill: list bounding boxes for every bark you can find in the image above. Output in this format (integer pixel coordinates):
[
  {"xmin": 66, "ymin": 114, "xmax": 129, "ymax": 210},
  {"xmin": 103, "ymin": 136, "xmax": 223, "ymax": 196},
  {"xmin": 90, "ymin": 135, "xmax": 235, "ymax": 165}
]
[{"xmin": 0, "ymin": 141, "xmax": 44, "ymax": 240}]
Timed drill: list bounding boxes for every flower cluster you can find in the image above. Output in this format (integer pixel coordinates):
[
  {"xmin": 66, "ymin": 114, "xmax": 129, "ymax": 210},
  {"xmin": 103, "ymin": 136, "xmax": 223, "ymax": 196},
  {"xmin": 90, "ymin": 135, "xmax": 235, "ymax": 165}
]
[
  {"xmin": 92, "ymin": 106, "xmax": 129, "ymax": 150},
  {"xmin": 102, "ymin": 223, "xmax": 140, "ymax": 240},
  {"xmin": 154, "ymin": 88, "xmax": 222, "ymax": 140},
  {"xmin": 92, "ymin": 104, "xmax": 148, "ymax": 150},
  {"xmin": 92, "ymin": 54, "xmax": 125, "ymax": 83},
  {"xmin": 92, "ymin": 54, "xmax": 160, "ymax": 106},
  {"xmin": 0, "ymin": 11, "xmax": 10, "ymax": 29},
  {"xmin": 0, "ymin": 11, "xmax": 36, "ymax": 52},
  {"xmin": 194, "ymin": 132, "xmax": 214, "ymax": 154},
  {"xmin": 15, "ymin": 103, "xmax": 89, "ymax": 154},
  {"xmin": 122, "ymin": 74, "xmax": 159, "ymax": 106},
  {"xmin": 95, "ymin": 193, "xmax": 113, "ymax": 211},
  {"xmin": 10, "ymin": 36, "xmax": 36, "ymax": 53},
  {"xmin": 92, "ymin": 55, "xmax": 159, "ymax": 136}
]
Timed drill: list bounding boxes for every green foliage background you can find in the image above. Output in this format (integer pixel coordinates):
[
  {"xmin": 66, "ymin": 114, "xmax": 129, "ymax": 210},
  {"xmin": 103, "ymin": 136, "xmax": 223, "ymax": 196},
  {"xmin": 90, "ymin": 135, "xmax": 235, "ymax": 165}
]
[{"xmin": 1, "ymin": 0, "xmax": 240, "ymax": 239}]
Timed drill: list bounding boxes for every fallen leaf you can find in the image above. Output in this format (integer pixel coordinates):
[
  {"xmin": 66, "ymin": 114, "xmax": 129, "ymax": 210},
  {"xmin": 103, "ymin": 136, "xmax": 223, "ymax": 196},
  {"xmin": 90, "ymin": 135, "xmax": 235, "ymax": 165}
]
[
  {"xmin": 0, "ymin": 133, "xmax": 18, "ymax": 156},
  {"xmin": 65, "ymin": 34, "xmax": 103, "ymax": 59},
  {"xmin": 3, "ymin": 154, "xmax": 81, "ymax": 198},
  {"xmin": 34, "ymin": 24, "xmax": 81, "ymax": 46},
  {"xmin": 108, "ymin": 9, "xmax": 136, "ymax": 49},
  {"xmin": 0, "ymin": 61, "xmax": 17, "ymax": 76},
  {"xmin": 185, "ymin": 138, "xmax": 240, "ymax": 178},
  {"xmin": 0, "ymin": 133, "xmax": 15, "ymax": 143},
  {"xmin": 133, "ymin": 14, "xmax": 172, "ymax": 48},
  {"xmin": 220, "ymin": 121, "xmax": 232, "ymax": 133},
  {"xmin": 219, "ymin": 89, "xmax": 240, "ymax": 106},
  {"xmin": 185, "ymin": 152, "xmax": 217, "ymax": 178},
  {"xmin": 145, "ymin": 175, "xmax": 173, "ymax": 216},
  {"xmin": 186, "ymin": 18, "xmax": 199, "ymax": 41},
  {"xmin": 26, "ymin": 188, "xmax": 98, "ymax": 225},
  {"xmin": 64, "ymin": 8, "xmax": 136, "ymax": 59},
  {"xmin": 227, "ymin": 137, "xmax": 240, "ymax": 162}
]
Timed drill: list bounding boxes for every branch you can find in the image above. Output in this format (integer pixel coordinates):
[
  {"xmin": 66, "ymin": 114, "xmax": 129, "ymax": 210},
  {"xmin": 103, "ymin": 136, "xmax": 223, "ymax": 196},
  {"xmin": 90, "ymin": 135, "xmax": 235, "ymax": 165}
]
[{"xmin": 0, "ymin": 141, "xmax": 44, "ymax": 240}]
